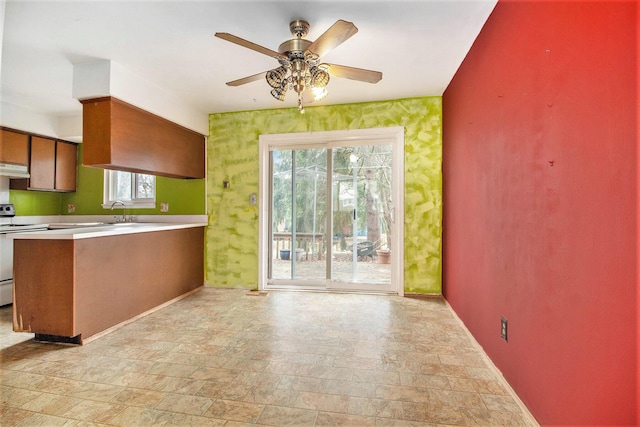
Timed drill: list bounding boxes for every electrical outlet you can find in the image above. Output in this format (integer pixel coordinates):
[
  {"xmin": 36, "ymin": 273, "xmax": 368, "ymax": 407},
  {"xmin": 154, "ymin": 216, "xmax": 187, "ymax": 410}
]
[
  {"xmin": 160, "ymin": 202, "xmax": 169, "ymax": 212},
  {"xmin": 501, "ymin": 317, "xmax": 508, "ymax": 342}
]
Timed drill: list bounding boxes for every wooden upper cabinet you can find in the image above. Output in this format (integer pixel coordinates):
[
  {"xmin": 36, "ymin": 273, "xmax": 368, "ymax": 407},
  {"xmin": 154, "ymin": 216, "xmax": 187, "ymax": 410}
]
[
  {"xmin": 28, "ymin": 136, "xmax": 56, "ymax": 190},
  {"xmin": 0, "ymin": 129, "xmax": 29, "ymax": 166},
  {"xmin": 10, "ymin": 136, "xmax": 77, "ymax": 192},
  {"xmin": 55, "ymin": 141, "xmax": 77, "ymax": 191},
  {"xmin": 81, "ymin": 97, "xmax": 205, "ymax": 179}
]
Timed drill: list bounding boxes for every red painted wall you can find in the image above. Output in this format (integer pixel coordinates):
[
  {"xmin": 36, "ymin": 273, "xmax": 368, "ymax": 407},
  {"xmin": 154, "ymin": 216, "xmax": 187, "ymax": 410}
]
[{"xmin": 442, "ymin": 1, "xmax": 637, "ymax": 425}]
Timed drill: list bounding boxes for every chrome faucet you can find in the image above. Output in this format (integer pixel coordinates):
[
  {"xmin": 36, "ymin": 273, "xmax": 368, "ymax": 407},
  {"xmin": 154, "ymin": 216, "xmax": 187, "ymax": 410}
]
[{"xmin": 110, "ymin": 200, "xmax": 127, "ymax": 222}]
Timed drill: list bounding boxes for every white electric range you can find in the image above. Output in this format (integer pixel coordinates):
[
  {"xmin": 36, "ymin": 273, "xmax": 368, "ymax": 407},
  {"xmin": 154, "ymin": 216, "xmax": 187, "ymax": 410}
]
[{"xmin": 0, "ymin": 204, "xmax": 49, "ymax": 306}]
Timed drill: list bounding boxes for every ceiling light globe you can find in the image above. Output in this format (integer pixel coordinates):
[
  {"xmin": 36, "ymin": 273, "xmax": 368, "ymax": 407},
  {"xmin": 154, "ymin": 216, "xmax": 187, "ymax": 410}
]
[
  {"xmin": 266, "ymin": 66, "xmax": 287, "ymax": 89},
  {"xmin": 312, "ymin": 86, "xmax": 328, "ymax": 101},
  {"xmin": 310, "ymin": 67, "xmax": 330, "ymax": 89},
  {"xmin": 270, "ymin": 88, "xmax": 286, "ymax": 101}
]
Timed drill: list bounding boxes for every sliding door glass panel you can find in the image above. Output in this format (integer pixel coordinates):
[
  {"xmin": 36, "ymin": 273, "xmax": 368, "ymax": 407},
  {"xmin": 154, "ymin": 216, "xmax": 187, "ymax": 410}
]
[
  {"xmin": 331, "ymin": 145, "xmax": 392, "ymax": 286},
  {"xmin": 270, "ymin": 148, "xmax": 327, "ymax": 282}
]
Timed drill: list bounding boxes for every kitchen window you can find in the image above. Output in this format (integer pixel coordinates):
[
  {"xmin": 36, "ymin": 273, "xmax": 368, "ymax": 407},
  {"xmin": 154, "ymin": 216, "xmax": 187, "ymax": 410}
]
[{"xmin": 103, "ymin": 170, "xmax": 156, "ymax": 208}]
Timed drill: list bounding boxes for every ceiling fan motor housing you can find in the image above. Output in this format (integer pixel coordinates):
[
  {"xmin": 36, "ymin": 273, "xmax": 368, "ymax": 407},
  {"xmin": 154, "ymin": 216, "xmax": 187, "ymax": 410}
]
[
  {"xmin": 289, "ymin": 20, "xmax": 310, "ymax": 38},
  {"xmin": 278, "ymin": 38, "xmax": 311, "ymax": 57}
]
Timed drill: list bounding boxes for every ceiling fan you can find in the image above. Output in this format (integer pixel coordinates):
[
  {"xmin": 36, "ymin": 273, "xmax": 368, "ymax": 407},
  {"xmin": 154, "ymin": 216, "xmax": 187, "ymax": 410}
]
[{"xmin": 215, "ymin": 19, "xmax": 382, "ymax": 113}]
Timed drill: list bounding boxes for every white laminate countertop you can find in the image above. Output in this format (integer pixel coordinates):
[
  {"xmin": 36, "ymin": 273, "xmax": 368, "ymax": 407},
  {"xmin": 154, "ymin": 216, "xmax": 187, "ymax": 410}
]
[{"xmin": 6, "ymin": 222, "xmax": 207, "ymax": 240}]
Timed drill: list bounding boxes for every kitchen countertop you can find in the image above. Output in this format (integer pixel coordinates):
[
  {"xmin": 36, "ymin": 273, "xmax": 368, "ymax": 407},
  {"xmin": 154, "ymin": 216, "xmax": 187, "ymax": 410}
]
[{"xmin": 6, "ymin": 222, "xmax": 207, "ymax": 240}]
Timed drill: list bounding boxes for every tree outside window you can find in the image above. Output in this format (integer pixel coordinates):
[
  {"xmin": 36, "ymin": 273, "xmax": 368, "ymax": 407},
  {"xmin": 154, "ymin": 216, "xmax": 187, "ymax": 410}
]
[{"xmin": 104, "ymin": 170, "xmax": 156, "ymax": 208}]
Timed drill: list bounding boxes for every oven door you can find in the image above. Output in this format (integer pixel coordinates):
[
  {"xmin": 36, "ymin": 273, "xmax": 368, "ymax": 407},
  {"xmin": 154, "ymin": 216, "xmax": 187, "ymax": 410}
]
[{"xmin": 0, "ymin": 234, "xmax": 13, "ymax": 305}]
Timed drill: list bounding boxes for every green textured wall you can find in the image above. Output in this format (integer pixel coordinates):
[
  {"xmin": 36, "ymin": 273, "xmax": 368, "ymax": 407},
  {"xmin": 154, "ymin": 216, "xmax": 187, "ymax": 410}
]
[
  {"xmin": 11, "ymin": 145, "xmax": 206, "ymax": 216},
  {"xmin": 208, "ymin": 97, "xmax": 442, "ymax": 293},
  {"xmin": 9, "ymin": 190, "xmax": 62, "ymax": 216}
]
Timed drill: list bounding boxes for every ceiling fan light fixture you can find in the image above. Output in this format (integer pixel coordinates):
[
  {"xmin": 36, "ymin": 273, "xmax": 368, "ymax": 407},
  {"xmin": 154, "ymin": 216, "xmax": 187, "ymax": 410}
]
[
  {"xmin": 310, "ymin": 66, "xmax": 330, "ymax": 87},
  {"xmin": 311, "ymin": 86, "xmax": 328, "ymax": 101},
  {"xmin": 217, "ymin": 19, "xmax": 381, "ymax": 112},
  {"xmin": 266, "ymin": 66, "xmax": 287, "ymax": 89},
  {"xmin": 270, "ymin": 87, "xmax": 286, "ymax": 101}
]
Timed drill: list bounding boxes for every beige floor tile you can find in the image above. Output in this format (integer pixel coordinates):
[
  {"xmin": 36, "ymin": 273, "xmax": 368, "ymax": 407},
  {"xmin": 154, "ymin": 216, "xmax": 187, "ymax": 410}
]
[
  {"xmin": 107, "ymin": 371, "xmax": 160, "ymax": 389},
  {"xmin": 147, "ymin": 376, "xmax": 205, "ymax": 395},
  {"xmin": 108, "ymin": 406, "xmax": 173, "ymax": 426},
  {"xmin": 460, "ymin": 406, "xmax": 530, "ymax": 426},
  {"xmin": 243, "ymin": 384, "xmax": 299, "ymax": 406},
  {"xmin": 196, "ymin": 381, "xmax": 251, "ymax": 400},
  {"xmin": 352, "ymin": 369, "xmax": 401, "ymax": 386},
  {"xmin": 480, "ymin": 393, "xmax": 523, "ymax": 413},
  {"xmin": 204, "ymin": 399, "xmax": 265, "ymax": 422},
  {"xmin": 1, "ymin": 385, "xmax": 42, "ymax": 407},
  {"xmin": 0, "ymin": 406, "xmax": 39, "ymax": 425},
  {"xmin": 1, "ymin": 357, "xmax": 48, "ymax": 372},
  {"xmin": 427, "ymin": 388, "xmax": 486, "ymax": 409},
  {"xmin": 419, "ymin": 362, "xmax": 469, "ymax": 378},
  {"xmin": 398, "ymin": 372, "xmax": 451, "ymax": 390},
  {"xmin": 154, "ymin": 393, "xmax": 213, "ymax": 415},
  {"xmin": 277, "ymin": 374, "xmax": 327, "ymax": 393},
  {"xmin": 333, "ymin": 355, "xmax": 379, "ymax": 370},
  {"xmin": 448, "ymin": 376, "xmax": 509, "ymax": 395},
  {"xmin": 294, "ymin": 390, "xmax": 350, "ymax": 412},
  {"xmin": 402, "ymin": 401, "xmax": 467, "ymax": 425},
  {"xmin": 0, "ymin": 289, "xmax": 535, "ymax": 426},
  {"xmin": 1, "ymin": 369, "xmax": 47, "ymax": 390},
  {"xmin": 373, "ymin": 418, "xmax": 436, "ymax": 427},
  {"xmin": 65, "ymin": 381, "xmax": 125, "ymax": 402},
  {"xmin": 20, "ymin": 393, "xmax": 84, "ymax": 416},
  {"xmin": 232, "ymin": 371, "xmax": 282, "ymax": 387},
  {"xmin": 256, "ymin": 405, "xmax": 317, "ymax": 426},
  {"xmin": 148, "ymin": 361, "xmax": 200, "ymax": 378},
  {"xmin": 14, "ymin": 412, "xmax": 78, "ymax": 426},
  {"xmin": 324, "ymin": 379, "xmax": 378, "ymax": 398},
  {"xmin": 189, "ymin": 366, "xmax": 239, "ymax": 382},
  {"xmin": 164, "ymin": 412, "xmax": 226, "ymax": 426},
  {"xmin": 61, "ymin": 399, "xmax": 125, "ymax": 423},
  {"xmin": 31, "ymin": 376, "xmax": 83, "ymax": 395},
  {"xmin": 316, "ymin": 411, "xmax": 377, "ymax": 426},
  {"xmin": 375, "ymin": 384, "xmax": 431, "ymax": 403},
  {"xmin": 347, "ymin": 396, "xmax": 404, "ymax": 419},
  {"xmin": 109, "ymin": 388, "xmax": 166, "ymax": 408}
]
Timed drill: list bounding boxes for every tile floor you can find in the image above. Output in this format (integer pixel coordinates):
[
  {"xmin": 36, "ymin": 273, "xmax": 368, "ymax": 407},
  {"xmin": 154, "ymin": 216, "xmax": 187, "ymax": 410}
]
[{"xmin": 1, "ymin": 289, "xmax": 537, "ymax": 426}]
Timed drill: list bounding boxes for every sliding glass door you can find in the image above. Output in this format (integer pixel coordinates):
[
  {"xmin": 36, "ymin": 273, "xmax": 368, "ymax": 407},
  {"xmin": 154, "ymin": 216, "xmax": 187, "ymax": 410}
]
[
  {"xmin": 259, "ymin": 128, "xmax": 404, "ymax": 294},
  {"xmin": 270, "ymin": 147, "xmax": 327, "ymax": 284}
]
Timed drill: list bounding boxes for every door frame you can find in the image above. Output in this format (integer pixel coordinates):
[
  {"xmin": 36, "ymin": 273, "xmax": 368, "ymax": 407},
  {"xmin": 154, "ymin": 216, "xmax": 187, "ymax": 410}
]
[{"xmin": 258, "ymin": 127, "xmax": 404, "ymax": 295}]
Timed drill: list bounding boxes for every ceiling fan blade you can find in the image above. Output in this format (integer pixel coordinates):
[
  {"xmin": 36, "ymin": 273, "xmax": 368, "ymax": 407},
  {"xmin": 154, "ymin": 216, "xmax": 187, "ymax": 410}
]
[
  {"xmin": 306, "ymin": 20, "xmax": 358, "ymax": 58},
  {"xmin": 215, "ymin": 32, "xmax": 286, "ymax": 60},
  {"xmin": 226, "ymin": 71, "xmax": 267, "ymax": 87},
  {"xmin": 324, "ymin": 64, "xmax": 382, "ymax": 84}
]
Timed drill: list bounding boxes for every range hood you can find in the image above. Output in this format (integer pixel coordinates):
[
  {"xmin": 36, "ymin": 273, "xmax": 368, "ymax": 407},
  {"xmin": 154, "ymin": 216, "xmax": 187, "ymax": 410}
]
[{"xmin": 0, "ymin": 163, "xmax": 30, "ymax": 178}]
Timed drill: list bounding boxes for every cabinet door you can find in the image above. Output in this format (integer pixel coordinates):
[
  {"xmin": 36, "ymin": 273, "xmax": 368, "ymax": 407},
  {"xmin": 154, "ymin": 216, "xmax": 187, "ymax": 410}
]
[
  {"xmin": 0, "ymin": 129, "xmax": 29, "ymax": 165},
  {"xmin": 29, "ymin": 136, "xmax": 55, "ymax": 190},
  {"xmin": 55, "ymin": 141, "xmax": 77, "ymax": 191}
]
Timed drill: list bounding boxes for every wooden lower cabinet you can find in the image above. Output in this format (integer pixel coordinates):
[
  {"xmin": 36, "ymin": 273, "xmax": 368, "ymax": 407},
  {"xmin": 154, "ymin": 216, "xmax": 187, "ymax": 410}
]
[{"xmin": 13, "ymin": 227, "xmax": 204, "ymax": 343}]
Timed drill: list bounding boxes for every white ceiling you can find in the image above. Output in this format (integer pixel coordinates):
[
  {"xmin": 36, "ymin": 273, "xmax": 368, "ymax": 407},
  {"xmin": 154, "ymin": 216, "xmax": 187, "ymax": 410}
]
[{"xmin": 1, "ymin": 0, "xmax": 496, "ymax": 134}]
